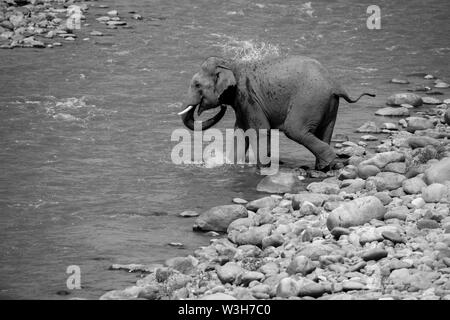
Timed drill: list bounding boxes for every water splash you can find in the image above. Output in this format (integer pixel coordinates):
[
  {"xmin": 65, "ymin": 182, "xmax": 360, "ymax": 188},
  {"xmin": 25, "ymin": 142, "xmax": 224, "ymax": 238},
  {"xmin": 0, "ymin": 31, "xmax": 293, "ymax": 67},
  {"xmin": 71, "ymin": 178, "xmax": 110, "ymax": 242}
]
[{"xmin": 212, "ymin": 35, "xmax": 281, "ymax": 63}]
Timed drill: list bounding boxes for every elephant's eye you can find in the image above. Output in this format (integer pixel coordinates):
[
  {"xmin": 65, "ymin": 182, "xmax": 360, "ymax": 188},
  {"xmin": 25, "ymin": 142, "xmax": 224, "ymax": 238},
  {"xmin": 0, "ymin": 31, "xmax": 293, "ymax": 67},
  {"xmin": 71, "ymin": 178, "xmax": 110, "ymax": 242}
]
[{"xmin": 194, "ymin": 82, "xmax": 201, "ymax": 88}]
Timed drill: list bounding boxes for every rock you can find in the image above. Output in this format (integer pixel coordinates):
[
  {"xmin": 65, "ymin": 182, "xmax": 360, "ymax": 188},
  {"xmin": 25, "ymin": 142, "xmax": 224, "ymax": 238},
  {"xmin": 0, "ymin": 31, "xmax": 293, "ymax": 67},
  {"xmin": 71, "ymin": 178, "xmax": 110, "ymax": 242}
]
[
  {"xmin": 341, "ymin": 178, "xmax": 365, "ymax": 194},
  {"xmin": 402, "ymin": 177, "xmax": 427, "ymax": 194},
  {"xmin": 216, "ymin": 262, "xmax": 243, "ymax": 284},
  {"xmin": 330, "ymin": 227, "xmax": 350, "ymax": 238},
  {"xmin": 107, "ymin": 10, "xmax": 119, "ymax": 17},
  {"xmin": 390, "ymin": 78, "xmax": 410, "ymax": 84},
  {"xmin": 239, "ymin": 271, "xmax": 265, "ymax": 286},
  {"xmin": 232, "ymin": 198, "xmax": 247, "ymax": 204},
  {"xmin": 292, "ymin": 192, "xmax": 329, "ymax": 209},
  {"xmin": 367, "ymin": 172, "xmax": 407, "ymax": 191},
  {"xmin": 381, "ymin": 122, "xmax": 398, "ymax": 130},
  {"xmin": 359, "ymin": 151, "xmax": 405, "ymax": 169},
  {"xmin": 422, "ymin": 183, "xmax": 448, "ymax": 202},
  {"xmin": 361, "ymin": 135, "xmax": 378, "ymax": 141},
  {"xmin": 422, "ymin": 97, "xmax": 442, "ymax": 105},
  {"xmin": 361, "ymin": 248, "xmax": 388, "ymax": 261},
  {"xmin": 100, "ymin": 286, "xmax": 143, "ymax": 300},
  {"xmin": 342, "ymin": 280, "xmax": 366, "ymax": 291},
  {"xmin": 298, "ymin": 201, "xmax": 320, "ymax": 216},
  {"xmin": 386, "ymin": 93, "xmax": 422, "ymax": 107},
  {"xmin": 407, "ymin": 136, "xmax": 441, "ymax": 149},
  {"xmin": 326, "ymin": 196, "xmax": 386, "ymax": 230},
  {"xmin": 227, "ymin": 217, "xmax": 254, "ymax": 233},
  {"xmin": 356, "ymin": 121, "xmax": 379, "ymax": 133},
  {"xmin": 435, "ymin": 82, "xmax": 450, "ymax": 88},
  {"xmin": 246, "ymin": 196, "xmax": 278, "ymax": 211},
  {"xmin": 382, "ymin": 231, "xmax": 404, "ymax": 244},
  {"xmin": 359, "ymin": 227, "xmax": 384, "ymax": 244},
  {"xmin": 179, "ymin": 210, "xmax": 199, "ymax": 217},
  {"xmin": 383, "ymin": 162, "xmax": 406, "ymax": 174},
  {"xmin": 424, "ymin": 158, "xmax": 450, "ymax": 185},
  {"xmin": 256, "ymin": 171, "xmax": 300, "ymax": 193},
  {"xmin": 90, "ymin": 30, "xmax": 103, "ymax": 36},
  {"xmin": 336, "ymin": 145, "xmax": 365, "ymax": 158},
  {"xmin": 229, "ymin": 224, "xmax": 273, "ymax": 246},
  {"xmin": 357, "ymin": 164, "xmax": 381, "ymax": 179},
  {"xmin": 405, "ymin": 117, "xmax": 435, "ymax": 133},
  {"xmin": 201, "ymin": 293, "xmax": 237, "ymax": 300},
  {"xmin": 259, "ymin": 262, "xmax": 279, "ymax": 275},
  {"xmin": 374, "ymin": 191, "xmax": 392, "ymax": 205},
  {"xmin": 276, "ymin": 277, "xmax": 299, "ymax": 298},
  {"xmin": 411, "ymin": 197, "xmax": 426, "ymax": 208},
  {"xmin": 417, "ymin": 219, "xmax": 440, "ymax": 230},
  {"xmin": 107, "ymin": 20, "xmax": 127, "ymax": 26},
  {"xmin": 306, "ymin": 181, "xmax": 340, "ymax": 194},
  {"xmin": 165, "ymin": 256, "xmax": 197, "ymax": 275},
  {"xmin": 193, "ymin": 205, "xmax": 247, "ymax": 232},
  {"xmin": 287, "ymin": 255, "xmax": 316, "ymax": 276},
  {"xmin": 261, "ymin": 234, "xmax": 284, "ymax": 248},
  {"xmin": 375, "ymin": 106, "xmax": 410, "ymax": 117},
  {"xmin": 297, "ymin": 279, "xmax": 327, "ymax": 297}
]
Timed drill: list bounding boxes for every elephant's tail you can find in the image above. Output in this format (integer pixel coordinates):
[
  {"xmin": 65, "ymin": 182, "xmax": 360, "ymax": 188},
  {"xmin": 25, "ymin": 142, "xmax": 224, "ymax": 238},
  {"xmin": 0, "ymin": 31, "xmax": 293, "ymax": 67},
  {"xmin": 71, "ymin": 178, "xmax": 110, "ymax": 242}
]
[{"xmin": 335, "ymin": 92, "xmax": 376, "ymax": 103}]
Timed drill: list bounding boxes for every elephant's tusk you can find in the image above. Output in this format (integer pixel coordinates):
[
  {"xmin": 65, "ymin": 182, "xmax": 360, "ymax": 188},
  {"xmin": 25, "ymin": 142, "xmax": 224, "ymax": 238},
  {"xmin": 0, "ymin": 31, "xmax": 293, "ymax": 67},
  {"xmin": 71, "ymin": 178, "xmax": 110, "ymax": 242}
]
[{"xmin": 177, "ymin": 105, "xmax": 194, "ymax": 115}]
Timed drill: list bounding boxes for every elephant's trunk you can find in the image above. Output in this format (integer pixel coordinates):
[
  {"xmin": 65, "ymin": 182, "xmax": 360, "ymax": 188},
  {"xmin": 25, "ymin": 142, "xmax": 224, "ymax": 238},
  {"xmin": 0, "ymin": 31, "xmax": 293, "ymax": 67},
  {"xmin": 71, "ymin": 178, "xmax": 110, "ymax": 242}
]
[{"xmin": 180, "ymin": 104, "xmax": 227, "ymax": 131}]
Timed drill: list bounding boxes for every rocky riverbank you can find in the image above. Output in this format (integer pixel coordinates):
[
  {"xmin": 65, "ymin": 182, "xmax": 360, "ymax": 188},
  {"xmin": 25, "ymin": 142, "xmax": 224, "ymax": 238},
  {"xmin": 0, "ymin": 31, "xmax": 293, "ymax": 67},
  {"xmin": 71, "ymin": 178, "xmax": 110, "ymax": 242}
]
[
  {"xmin": 0, "ymin": 0, "xmax": 140, "ymax": 49},
  {"xmin": 100, "ymin": 74, "xmax": 450, "ymax": 300}
]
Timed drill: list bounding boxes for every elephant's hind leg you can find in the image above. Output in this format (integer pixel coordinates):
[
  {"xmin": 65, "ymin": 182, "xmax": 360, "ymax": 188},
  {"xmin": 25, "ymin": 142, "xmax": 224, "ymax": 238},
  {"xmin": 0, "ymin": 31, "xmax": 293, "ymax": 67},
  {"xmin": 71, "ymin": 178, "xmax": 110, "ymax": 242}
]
[{"xmin": 284, "ymin": 129, "xmax": 336, "ymax": 170}]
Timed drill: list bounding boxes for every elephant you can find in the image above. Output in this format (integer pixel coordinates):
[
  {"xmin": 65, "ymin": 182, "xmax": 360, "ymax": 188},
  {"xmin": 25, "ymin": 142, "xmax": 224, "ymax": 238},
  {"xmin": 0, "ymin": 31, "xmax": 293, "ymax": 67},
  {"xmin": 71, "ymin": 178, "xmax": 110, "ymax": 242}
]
[{"xmin": 178, "ymin": 56, "xmax": 375, "ymax": 171}]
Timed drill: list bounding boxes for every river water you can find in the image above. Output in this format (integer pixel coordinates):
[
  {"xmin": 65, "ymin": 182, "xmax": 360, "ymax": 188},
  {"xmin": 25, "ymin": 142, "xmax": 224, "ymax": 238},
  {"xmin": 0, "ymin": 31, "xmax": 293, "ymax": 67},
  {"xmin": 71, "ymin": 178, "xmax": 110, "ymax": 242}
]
[{"xmin": 0, "ymin": 0, "xmax": 449, "ymax": 299}]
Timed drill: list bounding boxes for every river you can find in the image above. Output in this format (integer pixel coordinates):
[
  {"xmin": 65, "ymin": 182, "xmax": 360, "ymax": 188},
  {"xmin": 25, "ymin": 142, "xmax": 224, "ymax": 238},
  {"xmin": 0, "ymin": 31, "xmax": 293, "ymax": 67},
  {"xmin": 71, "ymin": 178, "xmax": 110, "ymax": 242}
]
[{"xmin": 0, "ymin": 0, "xmax": 449, "ymax": 299}]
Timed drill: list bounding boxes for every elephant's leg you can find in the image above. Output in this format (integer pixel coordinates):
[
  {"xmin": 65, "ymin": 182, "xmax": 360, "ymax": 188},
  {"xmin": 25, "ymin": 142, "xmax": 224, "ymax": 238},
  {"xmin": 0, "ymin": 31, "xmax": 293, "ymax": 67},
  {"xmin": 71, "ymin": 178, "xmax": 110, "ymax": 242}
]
[
  {"xmin": 247, "ymin": 116, "xmax": 273, "ymax": 168},
  {"xmin": 285, "ymin": 129, "xmax": 336, "ymax": 170},
  {"xmin": 313, "ymin": 97, "xmax": 339, "ymax": 169}
]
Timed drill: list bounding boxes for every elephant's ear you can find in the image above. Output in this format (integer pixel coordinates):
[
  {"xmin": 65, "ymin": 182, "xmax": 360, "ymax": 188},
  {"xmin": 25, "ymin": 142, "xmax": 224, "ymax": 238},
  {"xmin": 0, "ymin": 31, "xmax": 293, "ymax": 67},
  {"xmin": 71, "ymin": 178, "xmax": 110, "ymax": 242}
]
[{"xmin": 215, "ymin": 66, "xmax": 236, "ymax": 98}]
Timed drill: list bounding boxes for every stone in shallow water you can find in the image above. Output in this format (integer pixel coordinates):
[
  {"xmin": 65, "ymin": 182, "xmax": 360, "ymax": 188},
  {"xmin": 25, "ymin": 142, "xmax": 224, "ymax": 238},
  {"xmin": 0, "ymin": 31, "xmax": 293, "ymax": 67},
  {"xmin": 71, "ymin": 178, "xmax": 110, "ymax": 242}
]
[
  {"xmin": 386, "ymin": 93, "xmax": 422, "ymax": 107},
  {"xmin": 405, "ymin": 116, "xmax": 434, "ymax": 133},
  {"xmin": 422, "ymin": 96, "xmax": 442, "ymax": 105},
  {"xmin": 193, "ymin": 205, "xmax": 247, "ymax": 232},
  {"xmin": 361, "ymin": 135, "xmax": 378, "ymax": 141},
  {"xmin": 256, "ymin": 171, "xmax": 301, "ymax": 194},
  {"xmin": 356, "ymin": 121, "xmax": 379, "ymax": 133},
  {"xmin": 232, "ymin": 197, "xmax": 247, "ymax": 204},
  {"xmin": 375, "ymin": 106, "xmax": 410, "ymax": 117},
  {"xmin": 390, "ymin": 78, "xmax": 410, "ymax": 84},
  {"xmin": 306, "ymin": 181, "xmax": 340, "ymax": 194},
  {"xmin": 179, "ymin": 210, "xmax": 199, "ymax": 217}
]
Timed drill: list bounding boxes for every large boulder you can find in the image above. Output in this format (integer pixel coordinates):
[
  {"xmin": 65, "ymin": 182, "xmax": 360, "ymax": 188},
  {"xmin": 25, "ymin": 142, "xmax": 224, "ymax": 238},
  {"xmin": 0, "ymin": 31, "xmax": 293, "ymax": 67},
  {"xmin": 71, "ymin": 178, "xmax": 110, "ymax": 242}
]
[
  {"xmin": 193, "ymin": 205, "xmax": 247, "ymax": 232},
  {"xmin": 424, "ymin": 158, "xmax": 450, "ymax": 184},
  {"xmin": 386, "ymin": 93, "xmax": 422, "ymax": 107},
  {"xmin": 327, "ymin": 196, "xmax": 386, "ymax": 230},
  {"xmin": 256, "ymin": 171, "xmax": 302, "ymax": 194},
  {"xmin": 367, "ymin": 172, "xmax": 407, "ymax": 191},
  {"xmin": 407, "ymin": 136, "xmax": 441, "ymax": 149}
]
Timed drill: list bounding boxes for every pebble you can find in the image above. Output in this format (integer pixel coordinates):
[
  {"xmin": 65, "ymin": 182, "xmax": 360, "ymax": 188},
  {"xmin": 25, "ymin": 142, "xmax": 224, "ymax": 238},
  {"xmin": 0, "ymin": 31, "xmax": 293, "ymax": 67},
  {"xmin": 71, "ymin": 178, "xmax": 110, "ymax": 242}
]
[
  {"xmin": 232, "ymin": 198, "xmax": 248, "ymax": 204},
  {"xmin": 390, "ymin": 78, "xmax": 410, "ymax": 84},
  {"xmin": 386, "ymin": 93, "xmax": 423, "ymax": 107},
  {"xmin": 179, "ymin": 210, "xmax": 199, "ymax": 217},
  {"xmin": 422, "ymin": 97, "xmax": 442, "ymax": 105},
  {"xmin": 375, "ymin": 107, "xmax": 410, "ymax": 117},
  {"xmin": 417, "ymin": 219, "xmax": 440, "ymax": 230},
  {"xmin": 382, "ymin": 231, "xmax": 405, "ymax": 244},
  {"xmin": 362, "ymin": 248, "xmax": 388, "ymax": 261}
]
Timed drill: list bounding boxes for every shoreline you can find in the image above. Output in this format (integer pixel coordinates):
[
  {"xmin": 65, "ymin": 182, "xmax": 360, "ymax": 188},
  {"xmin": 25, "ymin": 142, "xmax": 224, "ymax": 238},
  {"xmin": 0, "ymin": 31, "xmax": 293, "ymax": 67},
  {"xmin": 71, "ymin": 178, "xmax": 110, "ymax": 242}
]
[{"xmin": 101, "ymin": 90, "xmax": 450, "ymax": 300}]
